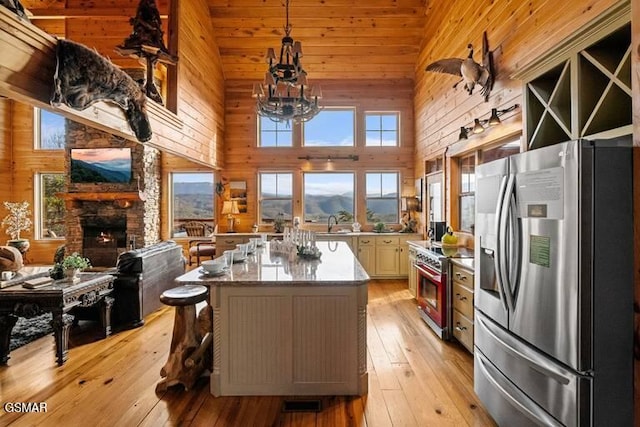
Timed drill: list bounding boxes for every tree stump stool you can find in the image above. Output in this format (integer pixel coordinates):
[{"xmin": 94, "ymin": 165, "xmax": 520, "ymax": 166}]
[{"xmin": 156, "ymin": 284, "xmax": 209, "ymax": 392}]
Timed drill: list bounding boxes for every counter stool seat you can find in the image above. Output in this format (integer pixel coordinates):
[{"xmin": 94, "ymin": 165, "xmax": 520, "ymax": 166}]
[
  {"xmin": 160, "ymin": 285, "xmax": 208, "ymax": 306},
  {"xmin": 156, "ymin": 285, "xmax": 210, "ymax": 393}
]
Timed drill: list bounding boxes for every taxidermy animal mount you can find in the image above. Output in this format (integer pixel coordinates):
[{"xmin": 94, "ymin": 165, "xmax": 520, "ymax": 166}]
[
  {"xmin": 425, "ymin": 31, "xmax": 494, "ymax": 102},
  {"xmin": 1, "ymin": 0, "xmax": 28, "ymax": 20},
  {"xmin": 51, "ymin": 39, "xmax": 152, "ymax": 142}
]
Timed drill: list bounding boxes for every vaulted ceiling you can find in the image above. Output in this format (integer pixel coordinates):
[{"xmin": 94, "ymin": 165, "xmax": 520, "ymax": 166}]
[
  {"xmin": 207, "ymin": 0, "xmax": 428, "ymax": 81},
  {"xmin": 22, "ymin": 0, "xmax": 432, "ymax": 82}
]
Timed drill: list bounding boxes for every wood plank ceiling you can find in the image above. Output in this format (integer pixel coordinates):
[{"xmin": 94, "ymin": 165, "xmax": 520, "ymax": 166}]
[
  {"xmin": 208, "ymin": 0, "xmax": 428, "ymax": 81},
  {"xmin": 22, "ymin": 0, "xmax": 429, "ymax": 82}
]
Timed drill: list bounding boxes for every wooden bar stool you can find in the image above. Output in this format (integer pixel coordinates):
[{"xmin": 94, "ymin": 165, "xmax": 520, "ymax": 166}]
[{"xmin": 156, "ymin": 284, "xmax": 210, "ymax": 392}]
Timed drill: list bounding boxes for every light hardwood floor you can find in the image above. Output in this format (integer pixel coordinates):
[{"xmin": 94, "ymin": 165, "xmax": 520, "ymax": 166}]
[{"xmin": 0, "ymin": 280, "xmax": 497, "ymax": 426}]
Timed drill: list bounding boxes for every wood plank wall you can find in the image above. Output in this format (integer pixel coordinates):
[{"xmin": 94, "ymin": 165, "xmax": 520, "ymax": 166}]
[
  {"xmin": 172, "ymin": 0, "xmax": 225, "ymax": 167},
  {"xmin": 58, "ymin": 0, "xmax": 225, "ymax": 167},
  {"xmin": 0, "ymin": 100, "xmax": 11, "ymax": 208},
  {"xmin": 223, "ymin": 79, "xmax": 415, "ymax": 233},
  {"xmin": 7, "ymin": 101, "xmax": 66, "ymax": 263},
  {"xmin": 413, "ymin": 0, "xmax": 636, "ymax": 420},
  {"xmin": 632, "ymin": 0, "xmax": 639, "ymax": 420}
]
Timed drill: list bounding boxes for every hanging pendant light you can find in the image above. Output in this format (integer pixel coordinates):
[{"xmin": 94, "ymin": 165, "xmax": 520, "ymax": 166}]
[{"xmin": 252, "ymin": 0, "xmax": 322, "ymax": 124}]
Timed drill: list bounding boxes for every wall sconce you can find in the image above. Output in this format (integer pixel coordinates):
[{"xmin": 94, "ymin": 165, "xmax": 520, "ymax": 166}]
[
  {"xmin": 221, "ymin": 200, "xmax": 240, "ymax": 233},
  {"xmin": 298, "ymin": 155, "xmax": 359, "ymax": 161},
  {"xmin": 458, "ymin": 104, "xmax": 519, "ymax": 140}
]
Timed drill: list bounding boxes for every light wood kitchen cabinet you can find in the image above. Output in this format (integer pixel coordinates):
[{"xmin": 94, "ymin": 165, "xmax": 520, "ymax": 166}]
[
  {"xmin": 451, "ymin": 262, "xmax": 474, "ymax": 353},
  {"xmin": 356, "ymin": 237, "xmax": 375, "ymax": 274},
  {"xmin": 407, "ymin": 246, "xmax": 418, "ymax": 297},
  {"xmin": 398, "ymin": 235, "xmax": 412, "ymax": 276},
  {"xmin": 375, "ymin": 237, "xmax": 400, "ymax": 276},
  {"xmin": 215, "ymin": 235, "xmax": 248, "ymax": 254}
]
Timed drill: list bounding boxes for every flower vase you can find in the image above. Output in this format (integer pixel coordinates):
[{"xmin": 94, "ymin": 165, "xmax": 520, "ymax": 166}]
[{"xmin": 64, "ymin": 268, "xmax": 80, "ymax": 282}]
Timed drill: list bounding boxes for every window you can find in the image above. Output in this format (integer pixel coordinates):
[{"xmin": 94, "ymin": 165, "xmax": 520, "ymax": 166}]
[
  {"xmin": 259, "ymin": 172, "xmax": 293, "ymax": 223},
  {"xmin": 303, "ymin": 172, "xmax": 354, "ymax": 223},
  {"xmin": 365, "ymin": 112, "xmax": 399, "ymax": 146},
  {"xmin": 170, "ymin": 172, "xmax": 215, "ymax": 237},
  {"xmin": 459, "ymin": 154, "xmax": 476, "ymax": 232},
  {"xmin": 303, "ymin": 108, "xmax": 355, "ymax": 146},
  {"xmin": 34, "ymin": 108, "xmax": 66, "ymax": 149},
  {"xmin": 427, "ymin": 173, "xmax": 443, "ymax": 223},
  {"xmin": 481, "ymin": 139, "xmax": 521, "ymax": 164},
  {"xmin": 365, "ymin": 172, "xmax": 399, "ymax": 223},
  {"xmin": 258, "ymin": 116, "xmax": 292, "ymax": 147},
  {"xmin": 37, "ymin": 173, "xmax": 66, "ymax": 239}
]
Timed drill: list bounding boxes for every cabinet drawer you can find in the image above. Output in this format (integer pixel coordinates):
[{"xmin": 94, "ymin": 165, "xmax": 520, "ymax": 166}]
[
  {"xmin": 452, "ymin": 264, "xmax": 474, "ymax": 286},
  {"xmin": 452, "ymin": 311, "xmax": 473, "ymax": 353},
  {"xmin": 358, "ymin": 237, "xmax": 375, "ymax": 246},
  {"xmin": 218, "ymin": 236, "xmax": 246, "ymax": 246},
  {"xmin": 376, "ymin": 236, "xmax": 399, "ymax": 246},
  {"xmin": 452, "ymin": 283, "xmax": 473, "ymax": 319}
]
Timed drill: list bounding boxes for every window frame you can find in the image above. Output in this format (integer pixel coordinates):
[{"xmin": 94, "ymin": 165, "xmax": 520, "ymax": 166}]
[
  {"xmin": 35, "ymin": 172, "xmax": 66, "ymax": 240},
  {"xmin": 34, "ymin": 108, "xmax": 66, "ymax": 150},
  {"xmin": 302, "ymin": 107, "xmax": 356, "ymax": 147},
  {"xmin": 365, "ymin": 171, "xmax": 400, "ymax": 224},
  {"xmin": 258, "ymin": 172, "xmax": 294, "ymax": 224},
  {"xmin": 257, "ymin": 116, "xmax": 294, "ymax": 147},
  {"xmin": 458, "ymin": 154, "xmax": 476, "ymax": 233},
  {"xmin": 302, "ymin": 171, "xmax": 355, "ymax": 224},
  {"xmin": 169, "ymin": 172, "xmax": 216, "ymax": 238},
  {"xmin": 364, "ymin": 111, "xmax": 400, "ymax": 147}
]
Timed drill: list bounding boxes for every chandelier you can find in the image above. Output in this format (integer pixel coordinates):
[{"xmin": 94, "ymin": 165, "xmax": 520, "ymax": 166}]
[{"xmin": 252, "ymin": 0, "xmax": 322, "ymax": 123}]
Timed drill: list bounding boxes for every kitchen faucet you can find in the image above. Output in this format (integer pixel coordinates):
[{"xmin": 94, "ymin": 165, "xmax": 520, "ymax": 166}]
[{"xmin": 327, "ymin": 215, "xmax": 338, "ymax": 233}]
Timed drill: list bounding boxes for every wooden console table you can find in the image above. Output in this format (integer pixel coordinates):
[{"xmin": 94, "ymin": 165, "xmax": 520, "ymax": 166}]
[{"xmin": 0, "ymin": 272, "xmax": 115, "ymax": 366}]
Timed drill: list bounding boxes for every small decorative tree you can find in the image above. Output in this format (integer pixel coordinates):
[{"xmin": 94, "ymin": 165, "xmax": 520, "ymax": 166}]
[
  {"xmin": 1, "ymin": 201, "xmax": 32, "ymax": 242},
  {"xmin": 273, "ymin": 212, "xmax": 286, "ymax": 233}
]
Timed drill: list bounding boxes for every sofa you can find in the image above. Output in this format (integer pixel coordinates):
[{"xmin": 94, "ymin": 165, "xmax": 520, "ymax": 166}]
[{"xmin": 112, "ymin": 241, "xmax": 185, "ymax": 328}]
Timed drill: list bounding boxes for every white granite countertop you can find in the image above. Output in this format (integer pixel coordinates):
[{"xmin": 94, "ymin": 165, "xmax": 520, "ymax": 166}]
[
  {"xmin": 176, "ymin": 241, "xmax": 370, "ymax": 287},
  {"xmin": 449, "ymin": 257, "xmax": 475, "ymax": 271}
]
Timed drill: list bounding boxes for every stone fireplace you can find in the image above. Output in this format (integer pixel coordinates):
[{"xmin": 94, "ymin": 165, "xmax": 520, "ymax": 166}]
[{"xmin": 63, "ymin": 121, "xmax": 161, "ymax": 267}]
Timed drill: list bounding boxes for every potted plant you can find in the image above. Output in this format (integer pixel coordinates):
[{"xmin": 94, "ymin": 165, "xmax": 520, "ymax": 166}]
[
  {"xmin": 1, "ymin": 201, "xmax": 33, "ymax": 254},
  {"xmin": 61, "ymin": 252, "xmax": 91, "ymax": 281}
]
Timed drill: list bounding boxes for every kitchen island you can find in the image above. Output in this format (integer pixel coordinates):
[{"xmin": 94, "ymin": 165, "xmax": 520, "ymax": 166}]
[{"xmin": 176, "ymin": 241, "xmax": 369, "ymax": 397}]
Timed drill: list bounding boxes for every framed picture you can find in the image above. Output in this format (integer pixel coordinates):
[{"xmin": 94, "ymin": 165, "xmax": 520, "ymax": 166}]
[
  {"xmin": 415, "ymin": 178, "xmax": 423, "ymax": 212},
  {"xmin": 229, "ymin": 181, "xmax": 247, "ymax": 213},
  {"xmin": 34, "ymin": 108, "xmax": 66, "ymax": 149}
]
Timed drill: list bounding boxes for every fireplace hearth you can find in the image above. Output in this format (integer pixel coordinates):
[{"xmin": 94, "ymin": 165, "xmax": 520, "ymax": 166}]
[
  {"xmin": 62, "ymin": 121, "xmax": 162, "ymax": 262},
  {"xmin": 82, "ymin": 216, "xmax": 127, "ymax": 267}
]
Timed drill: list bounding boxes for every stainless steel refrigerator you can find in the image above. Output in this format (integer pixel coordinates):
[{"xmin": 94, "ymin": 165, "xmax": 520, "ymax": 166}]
[{"xmin": 474, "ymin": 138, "xmax": 633, "ymax": 426}]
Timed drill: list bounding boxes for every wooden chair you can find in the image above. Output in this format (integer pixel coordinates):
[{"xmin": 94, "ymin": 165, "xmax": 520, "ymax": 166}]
[
  {"xmin": 183, "ymin": 221, "xmax": 209, "ymax": 237},
  {"xmin": 187, "ymin": 224, "xmax": 217, "ymax": 266}
]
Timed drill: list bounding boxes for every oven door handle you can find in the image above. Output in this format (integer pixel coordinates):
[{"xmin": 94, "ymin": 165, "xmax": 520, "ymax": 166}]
[{"xmin": 415, "ymin": 264, "xmax": 441, "ymax": 283}]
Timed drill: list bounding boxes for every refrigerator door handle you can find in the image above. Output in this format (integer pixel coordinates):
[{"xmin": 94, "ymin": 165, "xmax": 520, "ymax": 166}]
[
  {"xmin": 476, "ymin": 314, "xmax": 571, "ymax": 385},
  {"xmin": 507, "ymin": 185, "xmax": 522, "ymax": 304},
  {"xmin": 499, "ymin": 174, "xmax": 516, "ymax": 312},
  {"xmin": 475, "ymin": 350, "xmax": 564, "ymax": 427},
  {"xmin": 493, "ymin": 175, "xmax": 509, "ymax": 311}
]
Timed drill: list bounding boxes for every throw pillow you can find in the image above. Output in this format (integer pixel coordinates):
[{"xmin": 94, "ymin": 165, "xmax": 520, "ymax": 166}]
[{"xmin": 0, "ymin": 246, "xmax": 24, "ymax": 271}]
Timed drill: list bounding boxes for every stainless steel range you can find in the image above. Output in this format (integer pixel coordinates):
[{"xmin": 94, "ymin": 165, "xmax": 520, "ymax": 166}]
[{"xmin": 412, "ymin": 242, "xmax": 473, "ymax": 339}]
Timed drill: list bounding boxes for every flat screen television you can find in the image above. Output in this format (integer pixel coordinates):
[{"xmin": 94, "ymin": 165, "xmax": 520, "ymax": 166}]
[{"xmin": 70, "ymin": 148, "xmax": 132, "ymax": 183}]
